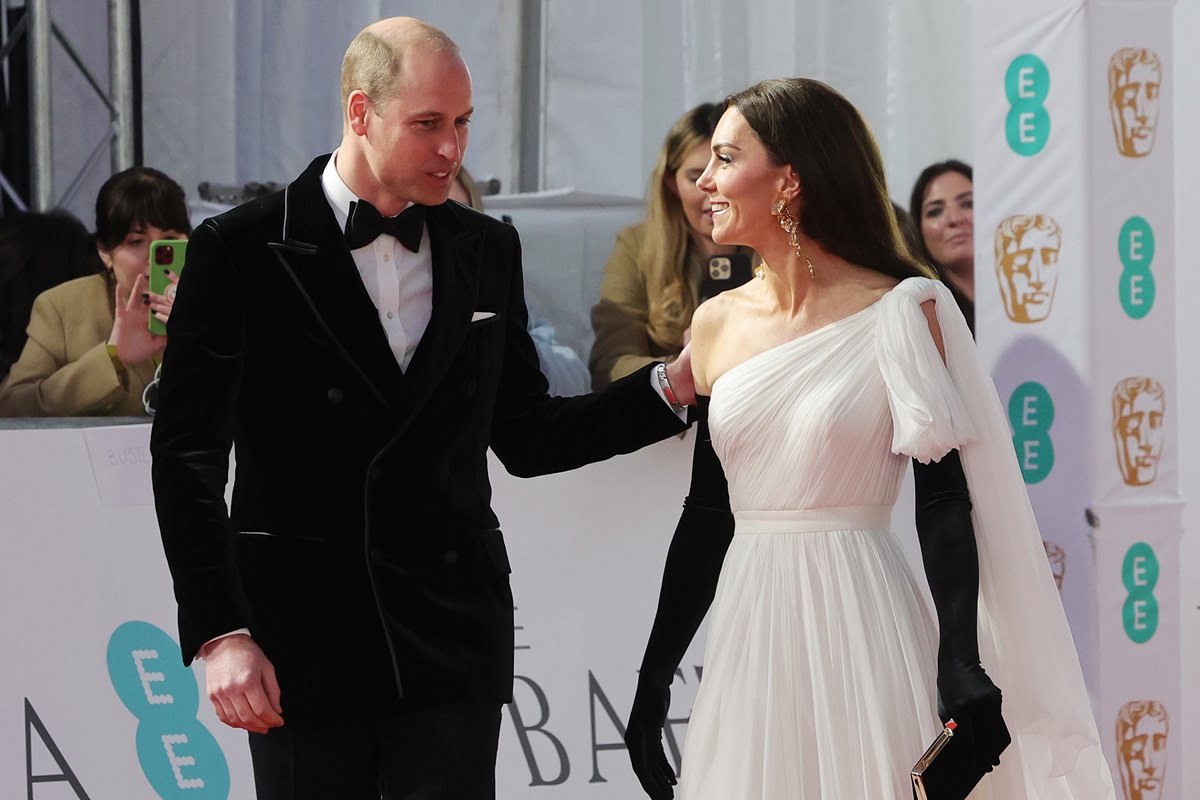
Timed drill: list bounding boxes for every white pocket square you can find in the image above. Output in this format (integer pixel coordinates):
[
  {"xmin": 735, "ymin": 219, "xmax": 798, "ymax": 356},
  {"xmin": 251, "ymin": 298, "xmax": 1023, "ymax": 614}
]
[{"xmin": 471, "ymin": 311, "xmax": 496, "ymax": 322}]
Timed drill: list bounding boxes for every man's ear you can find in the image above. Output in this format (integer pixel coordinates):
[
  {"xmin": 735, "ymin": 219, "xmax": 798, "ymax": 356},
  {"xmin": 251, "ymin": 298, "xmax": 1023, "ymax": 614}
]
[{"xmin": 347, "ymin": 90, "xmax": 371, "ymax": 136}]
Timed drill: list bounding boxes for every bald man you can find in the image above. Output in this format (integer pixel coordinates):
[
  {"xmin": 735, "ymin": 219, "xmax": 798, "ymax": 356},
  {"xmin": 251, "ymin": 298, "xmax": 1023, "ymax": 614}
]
[{"xmin": 151, "ymin": 17, "xmax": 691, "ymax": 799}]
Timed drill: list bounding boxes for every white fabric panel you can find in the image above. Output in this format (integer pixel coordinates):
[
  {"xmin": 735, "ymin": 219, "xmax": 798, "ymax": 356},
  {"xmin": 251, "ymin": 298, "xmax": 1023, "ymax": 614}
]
[
  {"xmin": 141, "ymin": 0, "xmax": 238, "ymax": 189},
  {"xmin": 543, "ymin": 0, "xmax": 974, "ymax": 209},
  {"xmin": 542, "ymin": 0, "xmax": 646, "ymax": 195},
  {"xmin": 139, "ymin": 0, "xmax": 505, "ymax": 202}
]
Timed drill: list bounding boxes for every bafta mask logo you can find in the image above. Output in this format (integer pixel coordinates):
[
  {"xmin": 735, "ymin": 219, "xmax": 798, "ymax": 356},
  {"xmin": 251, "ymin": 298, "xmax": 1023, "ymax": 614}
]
[
  {"xmin": 1116, "ymin": 700, "xmax": 1168, "ymax": 800},
  {"xmin": 994, "ymin": 215, "xmax": 1062, "ymax": 323},
  {"xmin": 1109, "ymin": 48, "xmax": 1162, "ymax": 158},
  {"xmin": 1043, "ymin": 541, "xmax": 1066, "ymax": 591},
  {"xmin": 1112, "ymin": 378, "xmax": 1165, "ymax": 486}
]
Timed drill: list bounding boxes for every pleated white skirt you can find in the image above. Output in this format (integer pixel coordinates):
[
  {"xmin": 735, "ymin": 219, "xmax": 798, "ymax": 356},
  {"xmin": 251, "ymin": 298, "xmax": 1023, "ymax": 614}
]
[{"xmin": 679, "ymin": 507, "xmax": 944, "ymax": 800}]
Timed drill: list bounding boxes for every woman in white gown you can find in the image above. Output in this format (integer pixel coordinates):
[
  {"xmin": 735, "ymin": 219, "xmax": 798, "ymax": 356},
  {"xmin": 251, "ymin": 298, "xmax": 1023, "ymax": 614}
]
[{"xmin": 624, "ymin": 78, "xmax": 1116, "ymax": 800}]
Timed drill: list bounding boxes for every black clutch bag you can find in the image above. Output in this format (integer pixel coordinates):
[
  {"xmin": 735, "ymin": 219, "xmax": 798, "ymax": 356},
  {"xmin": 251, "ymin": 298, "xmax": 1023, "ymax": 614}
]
[{"xmin": 910, "ymin": 720, "xmax": 988, "ymax": 800}]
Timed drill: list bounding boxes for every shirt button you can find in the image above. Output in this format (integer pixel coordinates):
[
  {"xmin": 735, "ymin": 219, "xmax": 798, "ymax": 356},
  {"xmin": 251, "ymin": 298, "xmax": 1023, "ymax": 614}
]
[
  {"xmin": 386, "ymin": 311, "xmax": 394, "ymax": 320},
  {"xmin": 383, "ymin": 253, "xmax": 390, "ymax": 262}
]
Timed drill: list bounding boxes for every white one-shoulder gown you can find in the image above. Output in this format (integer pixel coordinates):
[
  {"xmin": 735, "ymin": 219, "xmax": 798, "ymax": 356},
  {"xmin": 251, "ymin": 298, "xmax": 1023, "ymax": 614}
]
[{"xmin": 677, "ymin": 278, "xmax": 1115, "ymax": 800}]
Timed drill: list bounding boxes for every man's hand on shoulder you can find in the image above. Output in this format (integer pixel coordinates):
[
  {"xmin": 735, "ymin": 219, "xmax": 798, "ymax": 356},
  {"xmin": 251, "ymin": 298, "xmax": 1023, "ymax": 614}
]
[
  {"xmin": 664, "ymin": 343, "xmax": 696, "ymax": 408},
  {"xmin": 204, "ymin": 633, "xmax": 284, "ymax": 734}
]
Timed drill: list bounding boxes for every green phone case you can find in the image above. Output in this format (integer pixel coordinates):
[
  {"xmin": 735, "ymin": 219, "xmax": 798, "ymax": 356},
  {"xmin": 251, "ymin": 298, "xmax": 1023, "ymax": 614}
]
[{"xmin": 148, "ymin": 239, "xmax": 187, "ymax": 335}]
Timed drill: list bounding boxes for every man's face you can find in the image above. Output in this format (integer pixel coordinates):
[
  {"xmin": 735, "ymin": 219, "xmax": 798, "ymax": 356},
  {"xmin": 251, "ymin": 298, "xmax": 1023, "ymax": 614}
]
[
  {"xmin": 361, "ymin": 48, "xmax": 473, "ymax": 209},
  {"xmin": 1115, "ymin": 388, "xmax": 1165, "ymax": 485},
  {"xmin": 1111, "ymin": 60, "xmax": 1161, "ymax": 157},
  {"xmin": 996, "ymin": 223, "xmax": 1060, "ymax": 323},
  {"xmin": 1119, "ymin": 714, "xmax": 1167, "ymax": 800}
]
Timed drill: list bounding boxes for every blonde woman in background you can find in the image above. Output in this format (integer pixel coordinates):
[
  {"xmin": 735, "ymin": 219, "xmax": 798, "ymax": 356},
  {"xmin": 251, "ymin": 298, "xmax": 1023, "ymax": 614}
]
[{"xmin": 589, "ymin": 103, "xmax": 753, "ymax": 389}]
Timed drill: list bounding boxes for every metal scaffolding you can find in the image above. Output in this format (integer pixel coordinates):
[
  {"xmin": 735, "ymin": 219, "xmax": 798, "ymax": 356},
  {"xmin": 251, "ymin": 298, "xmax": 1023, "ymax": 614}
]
[{"xmin": 0, "ymin": 0, "xmax": 135, "ymax": 211}]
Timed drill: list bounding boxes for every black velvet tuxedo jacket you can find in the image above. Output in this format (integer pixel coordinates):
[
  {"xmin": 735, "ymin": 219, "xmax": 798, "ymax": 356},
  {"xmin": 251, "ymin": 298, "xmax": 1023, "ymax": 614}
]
[{"xmin": 150, "ymin": 155, "xmax": 686, "ymax": 718}]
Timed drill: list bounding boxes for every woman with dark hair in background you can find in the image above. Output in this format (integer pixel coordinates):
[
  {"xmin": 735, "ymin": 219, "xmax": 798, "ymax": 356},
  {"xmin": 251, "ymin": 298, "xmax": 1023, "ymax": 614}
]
[
  {"xmin": 0, "ymin": 210, "xmax": 104, "ymax": 382},
  {"xmin": 910, "ymin": 160, "xmax": 975, "ymax": 330},
  {"xmin": 589, "ymin": 103, "xmax": 753, "ymax": 389},
  {"xmin": 0, "ymin": 166, "xmax": 191, "ymax": 416},
  {"xmin": 624, "ymin": 80, "xmax": 1112, "ymax": 799}
]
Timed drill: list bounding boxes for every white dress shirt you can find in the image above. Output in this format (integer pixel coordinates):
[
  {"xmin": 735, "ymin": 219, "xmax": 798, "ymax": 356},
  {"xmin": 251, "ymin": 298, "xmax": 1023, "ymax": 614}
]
[{"xmin": 320, "ymin": 149, "xmax": 433, "ymax": 372}]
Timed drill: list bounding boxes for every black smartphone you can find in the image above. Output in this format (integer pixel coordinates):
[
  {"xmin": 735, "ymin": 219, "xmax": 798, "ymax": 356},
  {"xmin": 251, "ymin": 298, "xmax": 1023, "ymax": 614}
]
[{"xmin": 699, "ymin": 253, "xmax": 754, "ymax": 303}]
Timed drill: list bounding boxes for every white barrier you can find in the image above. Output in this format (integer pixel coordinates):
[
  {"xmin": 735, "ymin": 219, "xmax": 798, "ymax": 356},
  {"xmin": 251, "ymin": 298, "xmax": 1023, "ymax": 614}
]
[
  {"xmin": 5, "ymin": 416, "xmax": 1185, "ymax": 798},
  {"xmin": 0, "ymin": 422, "xmax": 702, "ymax": 799}
]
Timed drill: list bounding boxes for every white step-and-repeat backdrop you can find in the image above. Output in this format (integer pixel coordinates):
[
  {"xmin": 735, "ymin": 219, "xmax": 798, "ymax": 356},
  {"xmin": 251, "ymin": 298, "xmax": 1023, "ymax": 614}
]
[{"xmin": 973, "ymin": 1, "xmax": 1181, "ymax": 798}]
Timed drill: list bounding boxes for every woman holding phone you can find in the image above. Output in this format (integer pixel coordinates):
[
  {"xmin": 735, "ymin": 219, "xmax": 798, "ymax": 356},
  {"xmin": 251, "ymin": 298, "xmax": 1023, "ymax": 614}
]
[
  {"xmin": 589, "ymin": 103, "xmax": 754, "ymax": 389},
  {"xmin": 0, "ymin": 166, "xmax": 191, "ymax": 417}
]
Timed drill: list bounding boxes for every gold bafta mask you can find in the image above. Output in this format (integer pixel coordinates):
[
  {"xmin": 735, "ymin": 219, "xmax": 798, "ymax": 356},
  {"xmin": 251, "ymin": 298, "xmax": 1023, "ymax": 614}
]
[
  {"xmin": 1116, "ymin": 700, "xmax": 1168, "ymax": 800},
  {"xmin": 1109, "ymin": 48, "xmax": 1162, "ymax": 158},
  {"xmin": 994, "ymin": 215, "xmax": 1062, "ymax": 323},
  {"xmin": 1043, "ymin": 541, "xmax": 1066, "ymax": 591},
  {"xmin": 1112, "ymin": 378, "xmax": 1166, "ymax": 486}
]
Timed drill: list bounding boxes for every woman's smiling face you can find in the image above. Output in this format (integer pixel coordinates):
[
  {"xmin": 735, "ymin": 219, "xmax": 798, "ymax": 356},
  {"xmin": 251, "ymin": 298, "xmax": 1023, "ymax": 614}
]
[{"xmin": 697, "ymin": 107, "xmax": 794, "ymax": 250}]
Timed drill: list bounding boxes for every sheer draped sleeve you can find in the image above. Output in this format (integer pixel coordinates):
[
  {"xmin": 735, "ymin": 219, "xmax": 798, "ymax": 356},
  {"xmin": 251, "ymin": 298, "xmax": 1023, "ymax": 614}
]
[
  {"xmin": 876, "ymin": 280, "xmax": 977, "ymax": 464},
  {"xmin": 876, "ymin": 278, "xmax": 1116, "ymax": 799}
]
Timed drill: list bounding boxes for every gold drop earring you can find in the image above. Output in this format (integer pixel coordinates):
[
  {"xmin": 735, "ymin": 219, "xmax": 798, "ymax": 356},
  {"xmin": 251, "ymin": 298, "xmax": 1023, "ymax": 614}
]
[{"xmin": 770, "ymin": 198, "xmax": 816, "ymax": 279}]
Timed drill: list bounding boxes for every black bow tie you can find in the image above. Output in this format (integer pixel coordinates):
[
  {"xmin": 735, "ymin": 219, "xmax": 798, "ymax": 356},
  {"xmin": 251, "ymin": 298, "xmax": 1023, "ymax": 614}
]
[{"xmin": 344, "ymin": 199, "xmax": 427, "ymax": 252}]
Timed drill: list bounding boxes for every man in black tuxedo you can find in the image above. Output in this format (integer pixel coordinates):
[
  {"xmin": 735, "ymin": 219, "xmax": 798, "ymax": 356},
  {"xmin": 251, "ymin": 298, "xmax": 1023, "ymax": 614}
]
[{"xmin": 150, "ymin": 16, "xmax": 692, "ymax": 800}]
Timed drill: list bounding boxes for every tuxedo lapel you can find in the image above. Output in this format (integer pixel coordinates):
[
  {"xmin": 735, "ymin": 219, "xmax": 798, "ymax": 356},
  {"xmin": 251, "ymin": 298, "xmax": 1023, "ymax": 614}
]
[
  {"xmin": 388, "ymin": 202, "xmax": 484, "ymax": 434},
  {"xmin": 267, "ymin": 156, "xmax": 405, "ymax": 409}
]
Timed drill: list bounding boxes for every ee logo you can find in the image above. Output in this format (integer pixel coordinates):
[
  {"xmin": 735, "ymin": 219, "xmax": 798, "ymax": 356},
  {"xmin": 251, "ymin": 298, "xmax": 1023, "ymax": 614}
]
[
  {"xmin": 1122, "ymin": 542, "xmax": 1159, "ymax": 643},
  {"xmin": 1006, "ymin": 54, "xmax": 1051, "ymax": 156},
  {"xmin": 1118, "ymin": 216, "xmax": 1156, "ymax": 319},
  {"xmin": 1009, "ymin": 381, "xmax": 1054, "ymax": 483},
  {"xmin": 107, "ymin": 621, "xmax": 230, "ymax": 799}
]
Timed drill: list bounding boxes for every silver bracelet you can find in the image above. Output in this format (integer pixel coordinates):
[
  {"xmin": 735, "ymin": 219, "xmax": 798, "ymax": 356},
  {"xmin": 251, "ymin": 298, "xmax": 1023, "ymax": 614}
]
[{"xmin": 656, "ymin": 362, "xmax": 685, "ymax": 413}]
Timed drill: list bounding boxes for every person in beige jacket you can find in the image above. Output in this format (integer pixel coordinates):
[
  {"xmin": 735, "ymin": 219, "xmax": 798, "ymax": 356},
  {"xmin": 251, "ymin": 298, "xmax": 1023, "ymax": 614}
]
[{"xmin": 0, "ymin": 166, "xmax": 190, "ymax": 417}]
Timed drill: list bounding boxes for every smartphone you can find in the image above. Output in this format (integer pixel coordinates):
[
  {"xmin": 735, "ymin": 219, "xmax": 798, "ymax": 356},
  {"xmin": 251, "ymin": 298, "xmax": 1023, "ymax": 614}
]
[
  {"xmin": 699, "ymin": 253, "xmax": 754, "ymax": 303},
  {"xmin": 148, "ymin": 239, "xmax": 187, "ymax": 335}
]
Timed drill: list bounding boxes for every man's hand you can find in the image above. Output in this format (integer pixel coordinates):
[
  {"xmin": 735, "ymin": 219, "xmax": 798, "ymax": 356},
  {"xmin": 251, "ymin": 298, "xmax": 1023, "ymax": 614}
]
[
  {"xmin": 204, "ymin": 634, "xmax": 284, "ymax": 734},
  {"xmin": 664, "ymin": 344, "xmax": 696, "ymax": 407}
]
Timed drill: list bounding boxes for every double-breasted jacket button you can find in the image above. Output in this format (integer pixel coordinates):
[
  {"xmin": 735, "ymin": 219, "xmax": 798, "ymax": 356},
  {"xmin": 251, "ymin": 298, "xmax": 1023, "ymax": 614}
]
[
  {"xmin": 443, "ymin": 550, "xmax": 459, "ymax": 566},
  {"xmin": 327, "ymin": 387, "xmax": 344, "ymax": 403}
]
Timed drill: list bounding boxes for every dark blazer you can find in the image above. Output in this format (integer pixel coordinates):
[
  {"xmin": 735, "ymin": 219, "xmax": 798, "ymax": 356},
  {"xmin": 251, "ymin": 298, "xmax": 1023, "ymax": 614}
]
[{"xmin": 150, "ymin": 155, "xmax": 686, "ymax": 718}]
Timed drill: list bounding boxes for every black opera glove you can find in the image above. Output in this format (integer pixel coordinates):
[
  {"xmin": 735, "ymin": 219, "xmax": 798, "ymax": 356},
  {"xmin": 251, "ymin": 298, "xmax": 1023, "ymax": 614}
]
[
  {"xmin": 912, "ymin": 450, "xmax": 1011, "ymax": 775},
  {"xmin": 627, "ymin": 396, "xmax": 733, "ymax": 799},
  {"xmin": 626, "ymin": 680, "xmax": 676, "ymax": 800}
]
